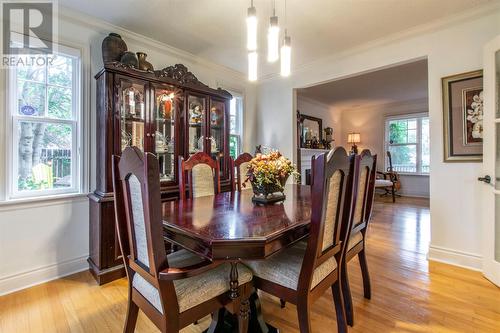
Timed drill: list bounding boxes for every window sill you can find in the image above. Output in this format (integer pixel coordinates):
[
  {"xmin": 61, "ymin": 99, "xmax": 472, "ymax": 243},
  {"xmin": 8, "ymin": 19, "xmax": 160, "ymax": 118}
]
[
  {"xmin": 0, "ymin": 192, "xmax": 89, "ymax": 211},
  {"xmin": 397, "ymin": 173, "xmax": 430, "ymax": 177}
]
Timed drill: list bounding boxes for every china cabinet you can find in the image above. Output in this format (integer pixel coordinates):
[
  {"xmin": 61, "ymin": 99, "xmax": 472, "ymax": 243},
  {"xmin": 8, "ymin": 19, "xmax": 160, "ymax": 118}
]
[{"xmin": 88, "ymin": 62, "xmax": 231, "ymax": 284}]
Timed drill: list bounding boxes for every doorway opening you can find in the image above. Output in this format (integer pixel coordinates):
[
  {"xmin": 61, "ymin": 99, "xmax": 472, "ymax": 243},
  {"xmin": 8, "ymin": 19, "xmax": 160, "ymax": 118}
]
[{"xmin": 295, "ymin": 58, "xmax": 430, "ymax": 250}]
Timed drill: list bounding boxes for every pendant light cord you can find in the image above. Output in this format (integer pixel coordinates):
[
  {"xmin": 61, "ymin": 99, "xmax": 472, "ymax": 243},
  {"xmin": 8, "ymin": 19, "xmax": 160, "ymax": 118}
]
[{"xmin": 284, "ymin": 0, "xmax": 287, "ymax": 36}]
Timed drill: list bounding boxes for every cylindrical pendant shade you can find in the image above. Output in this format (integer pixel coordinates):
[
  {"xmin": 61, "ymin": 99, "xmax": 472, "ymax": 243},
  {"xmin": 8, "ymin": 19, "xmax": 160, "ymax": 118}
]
[
  {"xmin": 280, "ymin": 35, "xmax": 291, "ymax": 77},
  {"xmin": 246, "ymin": 6, "xmax": 257, "ymax": 51},
  {"xmin": 267, "ymin": 16, "xmax": 279, "ymax": 62},
  {"xmin": 248, "ymin": 51, "xmax": 258, "ymax": 81}
]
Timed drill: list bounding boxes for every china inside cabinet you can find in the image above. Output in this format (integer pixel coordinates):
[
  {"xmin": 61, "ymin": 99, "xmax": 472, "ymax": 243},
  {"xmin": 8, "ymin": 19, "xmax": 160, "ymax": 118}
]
[
  {"xmin": 185, "ymin": 92, "xmax": 230, "ymax": 179},
  {"xmin": 209, "ymin": 97, "xmax": 229, "ymax": 177},
  {"xmin": 117, "ymin": 76, "xmax": 148, "ymax": 152},
  {"xmin": 89, "ymin": 63, "xmax": 232, "ymax": 284},
  {"xmin": 152, "ymin": 83, "xmax": 180, "ymax": 184},
  {"xmin": 186, "ymin": 92, "xmax": 207, "ymax": 155}
]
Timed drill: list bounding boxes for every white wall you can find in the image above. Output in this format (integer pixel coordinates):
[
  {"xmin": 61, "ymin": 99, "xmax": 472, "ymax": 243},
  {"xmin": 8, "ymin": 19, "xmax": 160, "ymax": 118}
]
[
  {"xmin": 256, "ymin": 10, "xmax": 500, "ymax": 270},
  {"xmin": 0, "ymin": 9, "xmax": 257, "ymax": 296},
  {"xmin": 339, "ymin": 98, "xmax": 430, "ymax": 197}
]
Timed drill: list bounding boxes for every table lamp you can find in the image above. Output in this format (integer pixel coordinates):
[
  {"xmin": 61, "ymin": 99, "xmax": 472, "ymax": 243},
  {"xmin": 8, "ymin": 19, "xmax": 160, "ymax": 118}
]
[{"xmin": 347, "ymin": 132, "xmax": 361, "ymax": 154}]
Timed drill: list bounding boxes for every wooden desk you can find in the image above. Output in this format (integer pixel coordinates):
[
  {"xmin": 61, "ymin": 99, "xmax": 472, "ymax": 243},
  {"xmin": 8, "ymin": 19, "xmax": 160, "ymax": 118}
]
[{"xmin": 163, "ymin": 185, "xmax": 312, "ymax": 332}]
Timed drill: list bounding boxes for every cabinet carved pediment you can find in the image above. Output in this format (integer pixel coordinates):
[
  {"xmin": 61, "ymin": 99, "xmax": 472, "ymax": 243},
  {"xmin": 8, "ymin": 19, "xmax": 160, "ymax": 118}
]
[{"xmin": 156, "ymin": 64, "xmax": 205, "ymax": 85}]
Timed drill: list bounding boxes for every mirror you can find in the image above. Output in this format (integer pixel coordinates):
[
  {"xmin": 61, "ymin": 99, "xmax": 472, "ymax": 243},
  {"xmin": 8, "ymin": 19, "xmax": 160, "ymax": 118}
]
[{"xmin": 298, "ymin": 112, "xmax": 322, "ymax": 148}]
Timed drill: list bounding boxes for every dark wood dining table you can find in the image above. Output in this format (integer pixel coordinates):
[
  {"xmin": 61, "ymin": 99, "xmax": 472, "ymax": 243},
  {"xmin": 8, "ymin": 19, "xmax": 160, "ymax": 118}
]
[{"xmin": 162, "ymin": 184, "xmax": 312, "ymax": 333}]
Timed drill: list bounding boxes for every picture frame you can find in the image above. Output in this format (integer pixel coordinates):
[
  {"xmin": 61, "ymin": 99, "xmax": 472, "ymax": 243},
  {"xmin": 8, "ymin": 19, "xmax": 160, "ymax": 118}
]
[{"xmin": 442, "ymin": 70, "xmax": 483, "ymax": 162}]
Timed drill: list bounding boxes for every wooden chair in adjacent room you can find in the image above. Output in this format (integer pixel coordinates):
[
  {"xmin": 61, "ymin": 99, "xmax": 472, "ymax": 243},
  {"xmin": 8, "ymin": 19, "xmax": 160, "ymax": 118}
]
[
  {"xmin": 178, "ymin": 152, "xmax": 220, "ymax": 200},
  {"xmin": 112, "ymin": 147, "xmax": 253, "ymax": 333},
  {"xmin": 341, "ymin": 149, "xmax": 377, "ymax": 326},
  {"xmin": 245, "ymin": 147, "xmax": 358, "ymax": 333},
  {"xmin": 230, "ymin": 152, "xmax": 253, "ymax": 191},
  {"xmin": 375, "ymin": 150, "xmax": 400, "ymax": 202}
]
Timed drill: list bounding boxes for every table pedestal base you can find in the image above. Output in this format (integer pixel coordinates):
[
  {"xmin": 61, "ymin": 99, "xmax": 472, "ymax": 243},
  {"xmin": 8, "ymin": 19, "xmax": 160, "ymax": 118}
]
[
  {"xmin": 203, "ymin": 292, "xmax": 279, "ymax": 333},
  {"xmin": 202, "ymin": 315, "xmax": 278, "ymax": 333}
]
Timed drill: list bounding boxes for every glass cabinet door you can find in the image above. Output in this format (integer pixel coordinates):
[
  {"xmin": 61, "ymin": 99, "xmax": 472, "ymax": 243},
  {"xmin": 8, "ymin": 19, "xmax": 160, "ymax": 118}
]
[
  {"xmin": 118, "ymin": 77, "xmax": 147, "ymax": 152},
  {"xmin": 186, "ymin": 93, "xmax": 207, "ymax": 156},
  {"xmin": 152, "ymin": 84, "xmax": 179, "ymax": 183},
  {"xmin": 209, "ymin": 98, "xmax": 228, "ymax": 176}
]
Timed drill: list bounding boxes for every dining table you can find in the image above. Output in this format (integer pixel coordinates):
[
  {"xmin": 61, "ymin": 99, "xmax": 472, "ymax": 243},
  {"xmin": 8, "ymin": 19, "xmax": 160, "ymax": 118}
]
[{"xmin": 162, "ymin": 184, "xmax": 312, "ymax": 333}]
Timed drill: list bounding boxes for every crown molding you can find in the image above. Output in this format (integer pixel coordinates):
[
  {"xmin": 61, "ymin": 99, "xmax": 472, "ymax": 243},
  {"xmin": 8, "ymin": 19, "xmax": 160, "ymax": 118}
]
[
  {"xmin": 334, "ymin": 97, "xmax": 429, "ymax": 114},
  {"xmin": 57, "ymin": 6, "xmax": 247, "ymax": 82},
  {"xmin": 259, "ymin": 1, "xmax": 500, "ymax": 83},
  {"xmin": 297, "ymin": 95, "xmax": 332, "ymax": 110}
]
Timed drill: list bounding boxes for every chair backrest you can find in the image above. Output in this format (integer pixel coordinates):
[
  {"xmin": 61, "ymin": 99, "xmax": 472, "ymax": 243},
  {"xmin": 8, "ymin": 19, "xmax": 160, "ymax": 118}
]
[
  {"xmin": 386, "ymin": 150, "xmax": 393, "ymax": 173},
  {"xmin": 112, "ymin": 147, "xmax": 176, "ymax": 307},
  {"xmin": 232, "ymin": 152, "xmax": 253, "ymax": 191},
  {"xmin": 297, "ymin": 147, "xmax": 357, "ymax": 292},
  {"xmin": 362, "ymin": 150, "xmax": 377, "ymax": 225},
  {"xmin": 350, "ymin": 150, "xmax": 377, "ymax": 232},
  {"xmin": 179, "ymin": 152, "xmax": 220, "ymax": 200}
]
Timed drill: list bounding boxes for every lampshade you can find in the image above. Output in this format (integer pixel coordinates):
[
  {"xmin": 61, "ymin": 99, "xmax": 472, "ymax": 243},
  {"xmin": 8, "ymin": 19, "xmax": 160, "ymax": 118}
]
[{"xmin": 347, "ymin": 133, "xmax": 361, "ymax": 144}]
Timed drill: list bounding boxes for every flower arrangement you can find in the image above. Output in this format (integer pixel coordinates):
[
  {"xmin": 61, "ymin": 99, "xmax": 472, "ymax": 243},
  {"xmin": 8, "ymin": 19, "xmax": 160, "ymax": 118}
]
[
  {"xmin": 244, "ymin": 150, "xmax": 298, "ymax": 202},
  {"xmin": 466, "ymin": 90, "xmax": 483, "ymax": 140}
]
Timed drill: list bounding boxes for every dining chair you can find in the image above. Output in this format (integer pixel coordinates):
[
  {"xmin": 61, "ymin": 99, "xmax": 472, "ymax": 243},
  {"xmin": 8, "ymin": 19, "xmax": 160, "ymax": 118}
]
[
  {"xmin": 178, "ymin": 152, "xmax": 220, "ymax": 200},
  {"xmin": 245, "ymin": 147, "xmax": 358, "ymax": 333},
  {"xmin": 375, "ymin": 150, "xmax": 400, "ymax": 202},
  {"xmin": 341, "ymin": 149, "xmax": 377, "ymax": 326},
  {"xmin": 112, "ymin": 147, "xmax": 253, "ymax": 333},
  {"xmin": 231, "ymin": 152, "xmax": 253, "ymax": 191}
]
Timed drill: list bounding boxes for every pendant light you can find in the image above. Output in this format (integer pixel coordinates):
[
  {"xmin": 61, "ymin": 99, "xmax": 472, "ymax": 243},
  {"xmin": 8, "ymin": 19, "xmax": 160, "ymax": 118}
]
[
  {"xmin": 248, "ymin": 51, "xmax": 258, "ymax": 81},
  {"xmin": 246, "ymin": 0, "xmax": 257, "ymax": 51},
  {"xmin": 280, "ymin": 32, "xmax": 291, "ymax": 77},
  {"xmin": 280, "ymin": 0, "xmax": 291, "ymax": 77},
  {"xmin": 267, "ymin": 0, "xmax": 279, "ymax": 62}
]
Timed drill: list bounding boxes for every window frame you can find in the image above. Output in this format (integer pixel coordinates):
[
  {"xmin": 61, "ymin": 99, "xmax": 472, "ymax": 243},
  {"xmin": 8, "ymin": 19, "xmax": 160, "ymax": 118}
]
[
  {"xmin": 6, "ymin": 42, "xmax": 83, "ymax": 200},
  {"xmin": 229, "ymin": 91, "xmax": 244, "ymax": 159},
  {"xmin": 384, "ymin": 112, "xmax": 429, "ymax": 176}
]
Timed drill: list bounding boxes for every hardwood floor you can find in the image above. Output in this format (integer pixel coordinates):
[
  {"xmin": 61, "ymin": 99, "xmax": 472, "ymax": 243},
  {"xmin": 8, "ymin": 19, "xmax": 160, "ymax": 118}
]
[{"xmin": 1, "ymin": 197, "xmax": 499, "ymax": 332}]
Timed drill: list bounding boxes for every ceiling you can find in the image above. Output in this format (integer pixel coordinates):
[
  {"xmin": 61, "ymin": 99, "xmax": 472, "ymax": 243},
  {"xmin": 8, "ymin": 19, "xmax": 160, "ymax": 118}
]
[
  {"xmin": 297, "ymin": 59, "xmax": 428, "ymax": 109},
  {"xmin": 60, "ymin": 0, "xmax": 495, "ymax": 77}
]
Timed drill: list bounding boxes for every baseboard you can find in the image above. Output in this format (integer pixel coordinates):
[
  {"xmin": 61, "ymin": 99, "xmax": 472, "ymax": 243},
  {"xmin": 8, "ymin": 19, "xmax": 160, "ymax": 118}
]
[
  {"xmin": 428, "ymin": 245, "xmax": 482, "ymax": 271},
  {"xmin": 0, "ymin": 255, "xmax": 88, "ymax": 296}
]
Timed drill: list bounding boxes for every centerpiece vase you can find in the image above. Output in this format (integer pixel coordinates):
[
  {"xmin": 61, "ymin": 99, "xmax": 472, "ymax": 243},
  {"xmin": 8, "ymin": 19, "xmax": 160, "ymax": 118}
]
[{"xmin": 251, "ymin": 175, "xmax": 289, "ymax": 205}]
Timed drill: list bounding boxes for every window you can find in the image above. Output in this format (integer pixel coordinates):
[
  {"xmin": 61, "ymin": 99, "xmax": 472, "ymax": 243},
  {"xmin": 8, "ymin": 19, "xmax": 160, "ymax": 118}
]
[
  {"xmin": 8, "ymin": 45, "xmax": 82, "ymax": 198},
  {"xmin": 385, "ymin": 113, "xmax": 429, "ymax": 174},
  {"xmin": 229, "ymin": 94, "xmax": 243, "ymax": 159}
]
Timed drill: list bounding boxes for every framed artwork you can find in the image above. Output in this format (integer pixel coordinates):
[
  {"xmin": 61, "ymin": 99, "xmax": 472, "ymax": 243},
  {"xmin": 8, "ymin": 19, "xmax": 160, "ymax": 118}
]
[{"xmin": 442, "ymin": 70, "xmax": 483, "ymax": 162}]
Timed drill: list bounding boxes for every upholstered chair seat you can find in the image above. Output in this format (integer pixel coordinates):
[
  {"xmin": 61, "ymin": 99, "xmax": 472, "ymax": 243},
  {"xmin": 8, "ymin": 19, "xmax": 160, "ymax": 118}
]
[
  {"xmin": 245, "ymin": 241, "xmax": 337, "ymax": 291},
  {"xmin": 375, "ymin": 179, "xmax": 393, "ymax": 187},
  {"xmin": 133, "ymin": 249, "xmax": 253, "ymax": 313}
]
